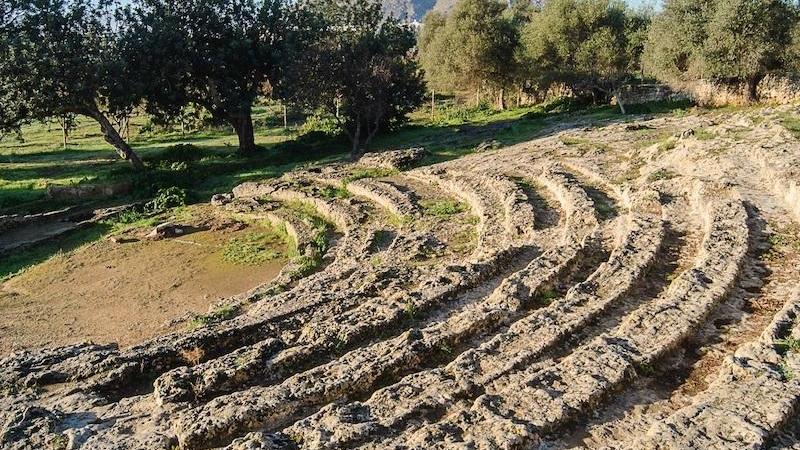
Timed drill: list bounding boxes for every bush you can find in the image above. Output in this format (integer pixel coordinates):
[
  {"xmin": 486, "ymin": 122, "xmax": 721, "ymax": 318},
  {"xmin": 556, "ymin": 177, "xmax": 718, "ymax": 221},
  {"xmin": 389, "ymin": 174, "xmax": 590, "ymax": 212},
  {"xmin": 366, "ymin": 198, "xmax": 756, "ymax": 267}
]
[
  {"xmin": 300, "ymin": 113, "xmax": 342, "ymax": 136},
  {"xmin": 149, "ymin": 144, "xmax": 206, "ymax": 163},
  {"xmin": 145, "ymin": 186, "xmax": 187, "ymax": 213}
]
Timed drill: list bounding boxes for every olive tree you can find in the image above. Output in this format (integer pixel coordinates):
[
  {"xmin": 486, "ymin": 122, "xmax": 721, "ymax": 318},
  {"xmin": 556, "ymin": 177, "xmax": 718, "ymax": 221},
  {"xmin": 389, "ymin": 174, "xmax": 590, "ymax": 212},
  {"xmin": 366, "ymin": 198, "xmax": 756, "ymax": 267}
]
[
  {"xmin": 284, "ymin": 0, "xmax": 425, "ymax": 158},
  {"xmin": 703, "ymin": 0, "xmax": 797, "ymax": 101},
  {"xmin": 0, "ymin": 0, "xmax": 144, "ymax": 168},
  {"xmin": 644, "ymin": 0, "xmax": 798, "ymax": 102},
  {"xmin": 418, "ymin": 0, "xmax": 519, "ymax": 108},
  {"xmin": 121, "ymin": 0, "xmax": 288, "ymax": 154},
  {"xmin": 520, "ymin": 0, "xmax": 646, "ymax": 111}
]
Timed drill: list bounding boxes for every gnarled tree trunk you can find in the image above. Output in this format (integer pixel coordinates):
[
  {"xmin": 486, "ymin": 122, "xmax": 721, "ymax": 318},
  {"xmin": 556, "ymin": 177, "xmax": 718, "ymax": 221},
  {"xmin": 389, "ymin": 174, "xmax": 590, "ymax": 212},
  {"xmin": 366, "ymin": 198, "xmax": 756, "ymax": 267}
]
[
  {"xmin": 229, "ymin": 108, "xmax": 257, "ymax": 155},
  {"xmin": 745, "ymin": 74, "xmax": 764, "ymax": 104},
  {"xmin": 84, "ymin": 107, "xmax": 144, "ymax": 170}
]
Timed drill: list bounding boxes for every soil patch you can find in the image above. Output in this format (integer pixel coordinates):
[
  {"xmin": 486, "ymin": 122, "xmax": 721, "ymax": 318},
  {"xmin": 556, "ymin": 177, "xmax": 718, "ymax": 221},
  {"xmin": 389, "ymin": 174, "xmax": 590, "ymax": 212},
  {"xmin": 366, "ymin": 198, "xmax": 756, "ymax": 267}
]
[{"xmin": 0, "ymin": 219, "xmax": 286, "ymax": 355}]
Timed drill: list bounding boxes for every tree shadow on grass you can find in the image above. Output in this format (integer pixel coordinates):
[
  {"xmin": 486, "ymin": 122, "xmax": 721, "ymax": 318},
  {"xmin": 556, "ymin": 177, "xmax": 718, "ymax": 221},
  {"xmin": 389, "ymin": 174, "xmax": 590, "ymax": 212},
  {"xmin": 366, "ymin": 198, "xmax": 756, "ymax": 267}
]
[{"xmin": 0, "ymin": 223, "xmax": 111, "ymax": 282}]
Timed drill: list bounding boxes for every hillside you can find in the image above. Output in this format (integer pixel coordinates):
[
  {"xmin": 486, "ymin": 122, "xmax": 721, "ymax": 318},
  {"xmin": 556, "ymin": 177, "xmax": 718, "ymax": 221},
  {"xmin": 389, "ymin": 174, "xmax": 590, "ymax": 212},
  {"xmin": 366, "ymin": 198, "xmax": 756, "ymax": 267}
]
[{"xmin": 383, "ymin": 0, "xmax": 447, "ymax": 20}]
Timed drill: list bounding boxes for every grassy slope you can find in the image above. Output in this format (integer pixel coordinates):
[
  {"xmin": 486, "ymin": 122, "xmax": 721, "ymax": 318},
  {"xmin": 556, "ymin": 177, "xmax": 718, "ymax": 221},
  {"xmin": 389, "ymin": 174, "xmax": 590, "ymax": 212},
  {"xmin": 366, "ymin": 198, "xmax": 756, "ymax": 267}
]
[{"xmin": 0, "ymin": 99, "xmax": 696, "ymax": 280}]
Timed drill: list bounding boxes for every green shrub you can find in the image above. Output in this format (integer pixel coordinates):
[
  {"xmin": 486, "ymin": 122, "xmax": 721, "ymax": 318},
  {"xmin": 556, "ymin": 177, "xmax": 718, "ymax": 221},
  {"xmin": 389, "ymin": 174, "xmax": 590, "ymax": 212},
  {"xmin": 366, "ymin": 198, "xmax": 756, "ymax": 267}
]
[
  {"xmin": 188, "ymin": 305, "xmax": 240, "ymax": 330},
  {"xmin": 300, "ymin": 113, "xmax": 342, "ymax": 136},
  {"xmin": 145, "ymin": 187, "xmax": 187, "ymax": 213},
  {"xmin": 154, "ymin": 144, "xmax": 206, "ymax": 163}
]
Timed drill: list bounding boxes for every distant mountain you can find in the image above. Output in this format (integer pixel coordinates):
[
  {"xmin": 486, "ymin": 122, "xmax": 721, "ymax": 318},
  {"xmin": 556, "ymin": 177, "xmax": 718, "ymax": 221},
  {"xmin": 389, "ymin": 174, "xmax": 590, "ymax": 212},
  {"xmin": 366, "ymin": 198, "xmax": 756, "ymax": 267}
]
[{"xmin": 382, "ymin": 0, "xmax": 441, "ymax": 20}]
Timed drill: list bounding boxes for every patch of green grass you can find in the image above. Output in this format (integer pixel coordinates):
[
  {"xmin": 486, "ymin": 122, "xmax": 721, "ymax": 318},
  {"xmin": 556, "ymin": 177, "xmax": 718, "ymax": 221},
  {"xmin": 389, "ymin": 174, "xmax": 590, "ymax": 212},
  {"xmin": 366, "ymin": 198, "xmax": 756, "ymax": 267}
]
[
  {"xmin": 778, "ymin": 359, "xmax": 795, "ymax": 381},
  {"xmin": 319, "ymin": 185, "xmax": 351, "ymax": 199},
  {"xmin": 222, "ymin": 231, "xmax": 285, "ymax": 265},
  {"xmin": 404, "ymin": 301, "xmax": 418, "ymax": 322},
  {"xmin": 387, "ymin": 213, "xmax": 415, "ymax": 228},
  {"xmin": 49, "ymin": 434, "xmax": 68, "ymax": 450},
  {"xmin": 188, "ymin": 305, "xmax": 240, "ymax": 330},
  {"xmin": 614, "ymin": 163, "xmax": 643, "ymax": 185},
  {"xmin": 647, "ymin": 168, "xmax": 678, "ymax": 182},
  {"xmin": 779, "ymin": 112, "xmax": 800, "ymax": 139},
  {"xmin": 288, "ymin": 254, "xmax": 322, "ymax": 278},
  {"xmin": 422, "ymin": 200, "xmax": 468, "ymax": 216},
  {"xmin": 637, "ymin": 361, "xmax": 657, "ymax": 376},
  {"xmin": 776, "ymin": 337, "xmax": 800, "ymax": 354},
  {"xmin": 767, "ymin": 226, "xmax": 800, "ymax": 255},
  {"xmin": 535, "ymin": 288, "xmax": 558, "ymax": 305},
  {"xmin": 657, "ymin": 137, "xmax": 678, "ymax": 153},
  {"xmin": 694, "ymin": 128, "xmax": 716, "ymax": 141},
  {"xmin": 561, "ymin": 136, "xmax": 588, "ymax": 146}
]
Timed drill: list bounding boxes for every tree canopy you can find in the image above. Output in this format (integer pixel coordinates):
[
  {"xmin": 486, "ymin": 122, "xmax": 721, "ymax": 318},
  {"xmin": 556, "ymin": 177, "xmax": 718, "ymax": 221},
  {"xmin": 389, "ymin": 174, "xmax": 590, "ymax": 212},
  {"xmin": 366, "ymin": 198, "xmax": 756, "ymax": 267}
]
[
  {"xmin": 0, "ymin": 0, "xmax": 145, "ymax": 167},
  {"xmin": 520, "ymin": 0, "xmax": 647, "ymax": 108},
  {"xmin": 284, "ymin": 0, "xmax": 425, "ymax": 158},
  {"xmin": 418, "ymin": 0, "xmax": 518, "ymax": 107},
  {"xmin": 643, "ymin": 0, "xmax": 799, "ymax": 101},
  {"xmin": 121, "ymin": 0, "xmax": 288, "ymax": 154}
]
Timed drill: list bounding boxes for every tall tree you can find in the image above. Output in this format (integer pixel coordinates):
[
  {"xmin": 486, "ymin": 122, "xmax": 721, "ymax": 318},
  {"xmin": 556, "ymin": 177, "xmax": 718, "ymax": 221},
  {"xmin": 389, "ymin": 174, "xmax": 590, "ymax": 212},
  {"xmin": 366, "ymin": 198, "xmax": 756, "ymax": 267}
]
[
  {"xmin": 703, "ymin": 0, "xmax": 797, "ymax": 101},
  {"xmin": 520, "ymin": 0, "xmax": 644, "ymax": 110},
  {"xmin": 418, "ymin": 0, "xmax": 519, "ymax": 108},
  {"xmin": 284, "ymin": 0, "xmax": 425, "ymax": 158},
  {"xmin": 0, "ymin": 0, "xmax": 144, "ymax": 168},
  {"xmin": 122, "ymin": 0, "xmax": 287, "ymax": 154},
  {"xmin": 644, "ymin": 0, "xmax": 798, "ymax": 102}
]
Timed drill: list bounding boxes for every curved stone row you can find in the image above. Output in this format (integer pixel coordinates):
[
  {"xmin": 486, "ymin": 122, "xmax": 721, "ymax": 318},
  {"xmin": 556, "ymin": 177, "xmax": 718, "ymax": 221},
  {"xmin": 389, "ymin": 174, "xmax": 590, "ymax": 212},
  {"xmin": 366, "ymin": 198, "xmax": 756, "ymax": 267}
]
[
  {"xmin": 346, "ymin": 179, "xmax": 421, "ymax": 219},
  {"xmin": 393, "ymin": 189, "xmax": 748, "ymax": 449},
  {"xmin": 278, "ymin": 190, "xmax": 662, "ymax": 449},
  {"xmin": 447, "ymin": 169, "xmax": 539, "ymax": 246},
  {"xmin": 0, "ymin": 183, "xmax": 384, "ymax": 402},
  {"xmin": 150, "ymin": 169, "xmax": 546, "ymax": 407},
  {"xmin": 45, "ymin": 164, "xmax": 554, "ymax": 449},
  {"xmin": 408, "ymin": 168, "xmax": 517, "ymax": 254},
  {"xmin": 633, "ymin": 284, "xmax": 800, "ymax": 450},
  {"xmin": 168, "ymin": 169, "xmax": 596, "ymax": 448}
]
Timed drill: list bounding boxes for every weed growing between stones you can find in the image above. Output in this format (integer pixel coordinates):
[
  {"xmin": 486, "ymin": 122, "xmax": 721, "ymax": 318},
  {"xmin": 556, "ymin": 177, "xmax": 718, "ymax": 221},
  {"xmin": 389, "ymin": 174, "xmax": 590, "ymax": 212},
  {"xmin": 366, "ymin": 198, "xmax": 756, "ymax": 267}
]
[
  {"xmin": 422, "ymin": 200, "xmax": 468, "ymax": 216},
  {"xmin": 188, "ymin": 305, "xmax": 240, "ymax": 330}
]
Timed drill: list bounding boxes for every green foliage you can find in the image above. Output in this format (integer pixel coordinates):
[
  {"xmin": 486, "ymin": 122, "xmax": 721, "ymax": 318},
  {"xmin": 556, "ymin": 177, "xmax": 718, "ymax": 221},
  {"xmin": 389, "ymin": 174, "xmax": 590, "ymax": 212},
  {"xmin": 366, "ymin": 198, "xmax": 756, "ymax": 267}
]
[
  {"xmin": 289, "ymin": 254, "xmax": 322, "ymax": 278},
  {"xmin": 145, "ymin": 187, "xmax": 188, "ymax": 213},
  {"xmin": 149, "ymin": 144, "xmax": 207, "ymax": 163},
  {"xmin": 342, "ymin": 167, "xmax": 399, "ymax": 184},
  {"xmin": 536, "ymin": 288, "xmax": 558, "ymax": 305},
  {"xmin": 222, "ymin": 232, "xmax": 284, "ymax": 265},
  {"xmin": 694, "ymin": 129, "xmax": 716, "ymax": 140},
  {"xmin": 703, "ymin": 0, "xmax": 796, "ymax": 96},
  {"xmin": 188, "ymin": 305, "xmax": 240, "ymax": 330},
  {"xmin": 300, "ymin": 113, "xmax": 342, "ymax": 137},
  {"xmin": 319, "ymin": 185, "xmax": 351, "ymax": 199},
  {"xmin": 284, "ymin": 0, "xmax": 426, "ymax": 156},
  {"xmin": 780, "ymin": 112, "xmax": 800, "ymax": 139},
  {"xmin": 422, "ymin": 199, "xmax": 468, "ymax": 216},
  {"xmin": 779, "ymin": 359, "xmax": 795, "ymax": 381},
  {"xmin": 644, "ymin": 0, "xmax": 799, "ymax": 101},
  {"xmin": 122, "ymin": 0, "xmax": 289, "ymax": 153},
  {"xmin": 419, "ymin": 0, "xmax": 519, "ymax": 95},
  {"xmin": 647, "ymin": 168, "xmax": 678, "ymax": 182},
  {"xmin": 776, "ymin": 337, "xmax": 800, "ymax": 354},
  {"xmin": 49, "ymin": 434, "xmax": 68, "ymax": 450},
  {"xmin": 0, "ymin": 0, "xmax": 145, "ymax": 167},
  {"xmin": 520, "ymin": 0, "xmax": 647, "ymax": 99}
]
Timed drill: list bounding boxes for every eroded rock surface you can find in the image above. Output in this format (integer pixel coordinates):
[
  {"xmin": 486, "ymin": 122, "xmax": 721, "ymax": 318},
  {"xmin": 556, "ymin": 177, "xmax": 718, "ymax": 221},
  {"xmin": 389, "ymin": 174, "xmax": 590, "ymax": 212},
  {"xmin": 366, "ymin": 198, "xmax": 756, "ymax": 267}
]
[{"xmin": 3, "ymin": 108, "xmax": 800, "ymax": 450}]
